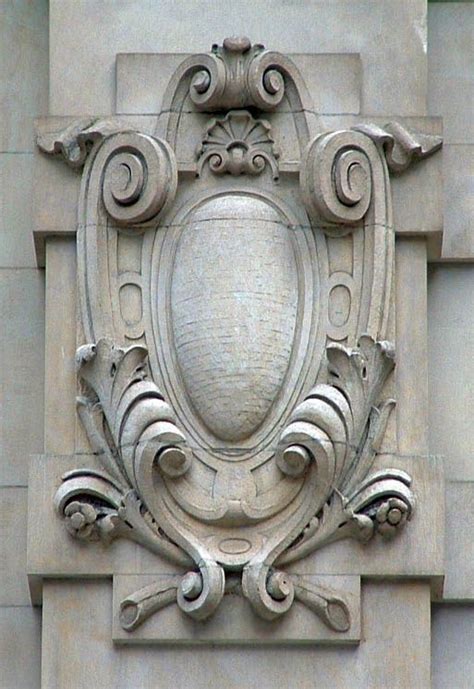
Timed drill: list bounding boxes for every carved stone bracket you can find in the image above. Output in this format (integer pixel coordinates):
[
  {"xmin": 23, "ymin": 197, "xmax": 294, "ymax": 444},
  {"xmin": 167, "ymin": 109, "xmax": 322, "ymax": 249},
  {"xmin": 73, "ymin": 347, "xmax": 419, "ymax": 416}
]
[{"xmin": 39, "ymin": 37, "xmax": 442, "ymax": 639}]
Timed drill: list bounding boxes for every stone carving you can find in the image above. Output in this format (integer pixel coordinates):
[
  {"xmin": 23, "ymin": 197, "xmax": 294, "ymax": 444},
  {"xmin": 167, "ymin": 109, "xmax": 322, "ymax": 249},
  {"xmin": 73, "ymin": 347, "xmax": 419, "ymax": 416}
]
[
  {"xmin": 37, "ymin": 117, "xmax": 129, "ymax": 168},
  {"xmin": 196, "ymin": 110, "xmax": 279, "ymax": 178},
  {"xmin": 119, "ymin": 574, "xmax": 351, "ymax": 633},
  {"xmin": 177, "ymin": 36, "xmax": 287, "ymax": 112},
  {"xmin": 39, "ymin": 38, "xmax": 442, "ymax": 635}
]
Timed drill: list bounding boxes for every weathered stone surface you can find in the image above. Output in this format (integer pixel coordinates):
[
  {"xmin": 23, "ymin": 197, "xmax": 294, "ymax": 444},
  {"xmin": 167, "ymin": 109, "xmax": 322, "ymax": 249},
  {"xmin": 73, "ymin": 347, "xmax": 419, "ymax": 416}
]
[
  {"xmin": 0, "ymin": 0, "xmax": 48, "ymax": 152},
  {"xmin": 0, "ymin": 269, "xmax": 44, "ymax": 485},
  {"xmin": 0, "ymin": 487, "xmax": 30, "ymax": 606},
  {"xmin": 30, "ymin": 38, "xmax": 447, "ymax": 638},
  {"xmin": 42, "ymin": 579, "xmax": 431, "ymax": 689},
  {"xmin": 443, "ymin": 482, "xmax": 474, "ymax": 601},
  {"xmin": 0, "ymin": 155, "xmax": 37, "ymax": 267},
  {"xmin": 440, "ymin": 145, "xmax": 474, "ymax": 260},
  {"xmin": 428, "ymin": 265, "xmax": 474, "ymax": 480},
  {"xmin": 432, "ymin": 604, "xmax": 474, "ymax": 689},
  {"xmin": 28, "ymin": 453, "xmax": 443, "ymax": 585},
  {"xmin": 0, "ymin": 606, "xmax": 42, "ymax": 689},
  {"xmin": 44, "ymin": 239, "xmax": 77, "ymax": 455},
  {"xmin": 6, "ymin": 0, "xmax": 472, "ymax": 681},
  {"xmin": 49, "ymin": 0, "xmax": 428, "ymax": 117},
  {"xmin": 116, "ymin": 52, "xmax": 362, "ymax": 115},
  {"xmin": 396, "ymin": 239, "xmax": 428, "ymax": 454},
  {"xmin": 427, "ymin": 3, "xmax": 474, "ymax": 261},
  {"xmin": 428, "ymin": 2, "xmax": 474, "ymax": 145}
]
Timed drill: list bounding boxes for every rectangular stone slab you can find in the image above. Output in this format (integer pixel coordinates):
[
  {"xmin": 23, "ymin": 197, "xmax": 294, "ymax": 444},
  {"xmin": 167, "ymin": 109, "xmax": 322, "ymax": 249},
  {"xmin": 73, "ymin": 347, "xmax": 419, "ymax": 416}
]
[
  {"xmin": 40, "ymin": 579, "xmax": 431, "ymax": 688},
  {"xmin": 112, "ymin": 574, "xmax": 360, "ymax": 645}
]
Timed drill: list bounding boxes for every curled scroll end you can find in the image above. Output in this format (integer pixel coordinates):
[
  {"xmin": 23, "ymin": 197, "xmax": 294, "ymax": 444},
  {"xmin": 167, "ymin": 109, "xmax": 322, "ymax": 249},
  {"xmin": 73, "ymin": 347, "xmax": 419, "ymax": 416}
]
[
  {"xmin": 36, "ymin": 117, "xmax": 130, "ymax": 168},
  {"xmin": 176, "ymin": 562, "xmax": 225, "ymax": 621},
  {"xmin": 242, "ymin": 565, "xmax": 295, "ymax": 621},
  {"xmin": 353, "ymin": 122, "xmax": 442, "ymax": 174}
]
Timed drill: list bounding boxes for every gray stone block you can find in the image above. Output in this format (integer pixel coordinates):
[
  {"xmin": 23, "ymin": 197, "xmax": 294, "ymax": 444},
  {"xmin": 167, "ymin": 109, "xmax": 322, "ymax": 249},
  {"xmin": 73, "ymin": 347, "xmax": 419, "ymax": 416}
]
[
  {"xmin": 116, "ymin": 52, "xmax": 362, "ymax": 115},
  {"xmin": 0, "ymin": 606, "xmax": 42, "ymax": 689},
  {"xmin": 428, "ymin": 265, "xmax": 474, "ymax": 479},
  {"xmin": 441, "ymin": 145, "xmax": 474, "ymax": 260},
  {"xmin": 49, "ymin": 0, "xmax": 427, "ymax": 116},
  {"xmin": 0, "ymin": 0, "xmax": 48, "ymax": 152},
  {"xmin": 428, "ymin": 2, "xmax": 474, "ymax": 145},
  {"xmin": 0, "ymin": 269, "xmax": 45, "ymax": 486},
  {"xmin": 0, "ymin": 154, "xmax": 37, "ymax": 267},
  {"xmin": 432, "ymin": 604, "xmax": 474, "ymax": 689},
  {"xmin": 41, "ymin": 579, "xmax": 431, "ymax": 689},
  {"xmin": 0, "ymin": 487, "xmax": 30, "ymax": 606},
  {"xmin": 443, "ymin": 482, "xmax": 474, "ymax": 601}
]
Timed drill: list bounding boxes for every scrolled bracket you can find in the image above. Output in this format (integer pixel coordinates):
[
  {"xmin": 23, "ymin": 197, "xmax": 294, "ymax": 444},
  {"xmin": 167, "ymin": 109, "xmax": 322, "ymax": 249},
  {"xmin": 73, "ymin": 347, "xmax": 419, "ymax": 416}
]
[
  {"xmin": 98, "ymin": 131, "xmax": 177, "ymax": 225},
  {"xmin": 300, "ymin": 129, "xmax": 376, "ymax": 227},
  {"xmin": 185, "ymin": 37, "xmax": 286, "ymax": 112},
  {"xmin": 36, "ymin": 117, "xmax": 128, "ymax": 168},
  {"xmin": 353, "ymin": 121, "xmax": 442, "ymax": 174},
  {"xmin": 301, "ymin": 122, "xmax": 442, "ymax": 231},
  {"xmin": 37, "ymin": 119, "xmax": 178, "ymax": 226}
]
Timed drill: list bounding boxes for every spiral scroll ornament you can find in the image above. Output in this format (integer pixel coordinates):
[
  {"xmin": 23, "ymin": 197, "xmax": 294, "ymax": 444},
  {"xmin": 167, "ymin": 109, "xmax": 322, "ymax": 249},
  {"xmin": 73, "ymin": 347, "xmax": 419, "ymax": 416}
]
[
  {"xmin": 99, "ymin": 132, "xmax": 177, "ymax": 225},
  {"xmin": 186, "ymin": 38, "xmax": 286, "ymax": 112},
  {"xmin": 301, "ymin": 130, "xmax": 381, "ymax": 226}
]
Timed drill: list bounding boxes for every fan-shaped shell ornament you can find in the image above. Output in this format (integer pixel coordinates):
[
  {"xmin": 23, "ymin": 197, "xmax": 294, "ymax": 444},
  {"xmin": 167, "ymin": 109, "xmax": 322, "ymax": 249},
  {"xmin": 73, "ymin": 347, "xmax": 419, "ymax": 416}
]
[{"xmin": 197, "ymin": 110, "xmax": 280, "ymax": 178}]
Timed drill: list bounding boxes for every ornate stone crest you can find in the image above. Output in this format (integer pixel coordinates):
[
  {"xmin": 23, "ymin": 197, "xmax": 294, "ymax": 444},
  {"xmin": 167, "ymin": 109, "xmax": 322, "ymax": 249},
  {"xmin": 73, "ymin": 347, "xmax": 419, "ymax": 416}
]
[{"xmin": 39, "ymin": 38, "xmax": 441, "ymax": 634}]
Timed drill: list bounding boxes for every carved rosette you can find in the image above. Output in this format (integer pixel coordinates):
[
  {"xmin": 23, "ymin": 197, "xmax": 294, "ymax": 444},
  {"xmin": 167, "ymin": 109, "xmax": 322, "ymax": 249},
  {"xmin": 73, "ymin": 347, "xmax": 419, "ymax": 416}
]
[{"xmin": 38, "ymin": 37, "xmax": 442, "ymax": 635}]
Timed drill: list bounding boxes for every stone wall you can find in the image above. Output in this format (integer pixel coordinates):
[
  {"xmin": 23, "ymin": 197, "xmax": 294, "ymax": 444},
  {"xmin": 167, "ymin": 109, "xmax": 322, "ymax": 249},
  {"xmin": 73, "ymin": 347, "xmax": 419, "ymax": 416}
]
[{"xmin": 0, "ymin": 2, "xmax": 472, "ymax": 688}]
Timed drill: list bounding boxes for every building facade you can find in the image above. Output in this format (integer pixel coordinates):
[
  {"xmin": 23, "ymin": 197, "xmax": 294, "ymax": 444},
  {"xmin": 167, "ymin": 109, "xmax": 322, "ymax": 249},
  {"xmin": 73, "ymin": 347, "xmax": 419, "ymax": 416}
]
[{"xmin": 1, "ymin": 2, "xmax": 473, "ymax": 688}]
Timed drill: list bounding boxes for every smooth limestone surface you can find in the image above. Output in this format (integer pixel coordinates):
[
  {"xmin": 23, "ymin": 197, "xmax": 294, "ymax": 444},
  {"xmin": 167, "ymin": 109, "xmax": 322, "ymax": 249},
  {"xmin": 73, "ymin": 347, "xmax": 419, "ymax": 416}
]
[{"xmin": 41, "ymin": 580, "xmax": 431, "ymax": 689}]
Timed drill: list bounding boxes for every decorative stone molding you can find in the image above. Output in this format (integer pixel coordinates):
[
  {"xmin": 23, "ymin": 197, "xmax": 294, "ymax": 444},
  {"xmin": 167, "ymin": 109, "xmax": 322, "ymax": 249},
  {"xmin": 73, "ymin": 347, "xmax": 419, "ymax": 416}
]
[
  {"xmin": 38, "ymin": 38, "xmax": 442, "ymax": 636},
  {"xmin": 196, "ymin": 110, "xmax": 279, "ymax": 178}
]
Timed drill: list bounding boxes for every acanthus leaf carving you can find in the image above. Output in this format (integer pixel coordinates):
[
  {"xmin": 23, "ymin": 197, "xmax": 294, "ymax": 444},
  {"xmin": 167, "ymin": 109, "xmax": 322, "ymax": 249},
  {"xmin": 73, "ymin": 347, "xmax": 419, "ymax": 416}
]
[{"xmin": 276, "ymin": 336, "xmax": 414, "ymax": 566}]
